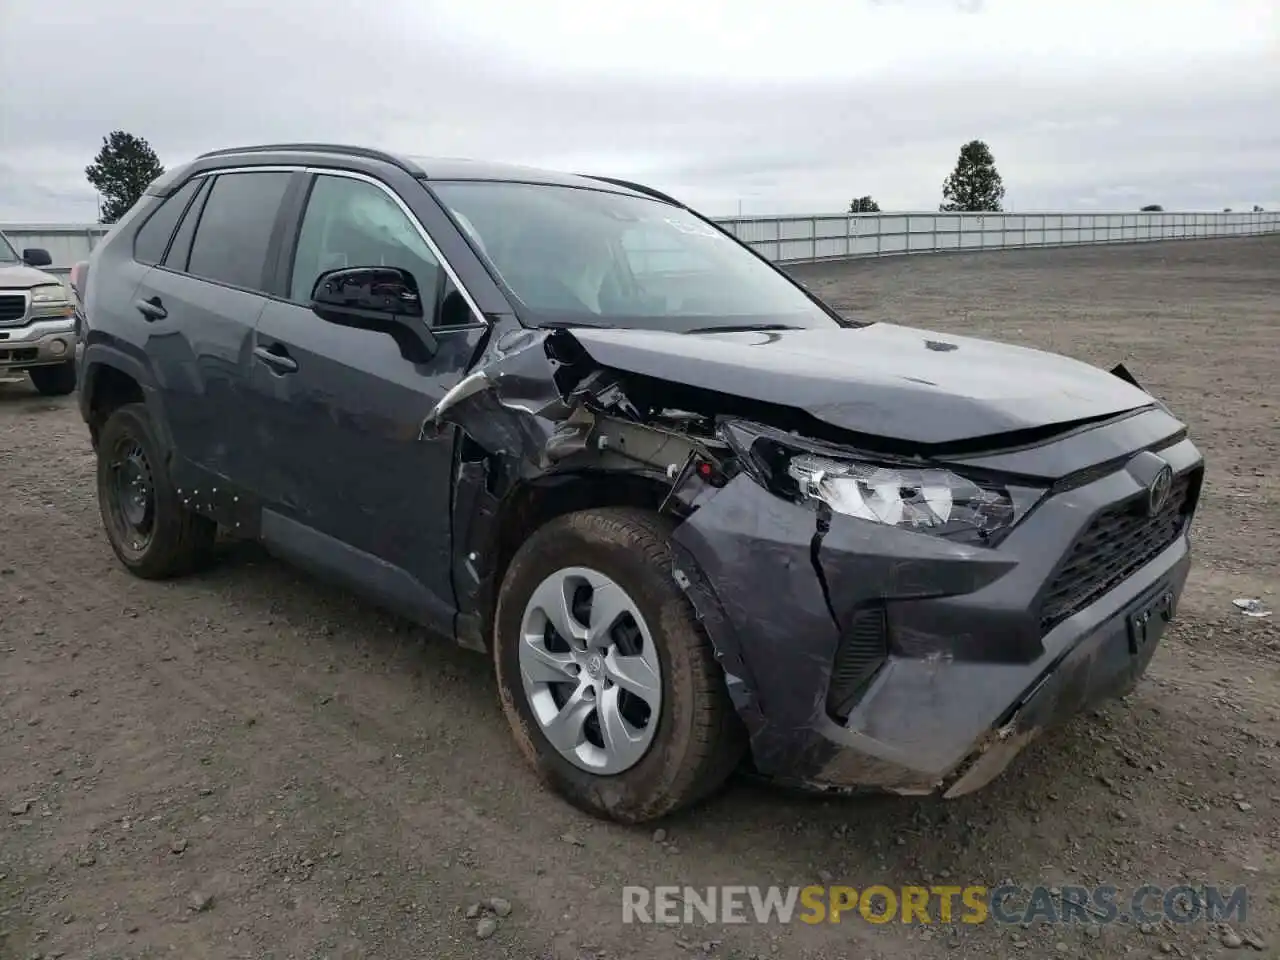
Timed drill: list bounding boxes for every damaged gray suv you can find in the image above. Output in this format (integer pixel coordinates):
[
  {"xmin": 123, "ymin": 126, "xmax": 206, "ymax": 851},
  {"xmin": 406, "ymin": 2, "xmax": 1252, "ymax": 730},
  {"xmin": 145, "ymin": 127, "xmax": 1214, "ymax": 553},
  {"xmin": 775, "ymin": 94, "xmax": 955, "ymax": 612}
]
[{"xmin": 77, "ymin": 144, "xmax": 1203, "ymax": 823}]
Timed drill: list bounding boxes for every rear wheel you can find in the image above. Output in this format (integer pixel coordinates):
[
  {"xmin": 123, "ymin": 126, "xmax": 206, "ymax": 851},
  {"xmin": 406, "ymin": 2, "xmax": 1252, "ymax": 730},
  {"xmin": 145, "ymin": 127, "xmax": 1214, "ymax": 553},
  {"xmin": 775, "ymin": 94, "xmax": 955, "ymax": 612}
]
[
  {"xmin": 96, "ymin": 403, "xmax": 216, "ymax": 579},
  {"xmin": 493, "ymin": 508, "xmax": 745, "ymax": 823},
  {"xmin": 29, "ymin": 361, "xmax": 77, "ymax": 396}
]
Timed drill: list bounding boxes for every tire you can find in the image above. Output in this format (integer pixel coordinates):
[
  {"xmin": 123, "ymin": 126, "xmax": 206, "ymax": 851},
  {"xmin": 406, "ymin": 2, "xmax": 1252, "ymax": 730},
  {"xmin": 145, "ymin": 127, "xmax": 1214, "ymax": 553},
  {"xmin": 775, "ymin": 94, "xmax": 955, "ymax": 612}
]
[
  {"xmin": 96, "ymin": 402, "xmax": 216, "ymax": 579},
  {"xmin": 493, "ymin": 508, "xmax": 746, "ymax": 823},
  {"xmin": 29, "ymin": 361, "xmax": 77, "ymax": 396}
]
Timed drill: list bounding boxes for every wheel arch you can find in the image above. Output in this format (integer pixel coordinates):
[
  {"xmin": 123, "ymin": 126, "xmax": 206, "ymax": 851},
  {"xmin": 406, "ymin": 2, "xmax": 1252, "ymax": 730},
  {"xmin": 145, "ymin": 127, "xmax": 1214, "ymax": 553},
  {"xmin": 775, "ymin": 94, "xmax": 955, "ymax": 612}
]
[
  {"xmin": 459, "ymin": 467, "xmax": 679, "ymax": 653},
  {"xmin": 80, "ymin": 344, "xmax": 170, "ymax": 455}
]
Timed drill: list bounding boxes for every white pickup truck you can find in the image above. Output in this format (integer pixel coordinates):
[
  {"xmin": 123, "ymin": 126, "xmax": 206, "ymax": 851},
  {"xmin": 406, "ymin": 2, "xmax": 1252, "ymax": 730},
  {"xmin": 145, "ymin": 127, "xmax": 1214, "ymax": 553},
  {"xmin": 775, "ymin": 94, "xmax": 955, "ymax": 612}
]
[{"xmin": 0, "ymin": 230, "xmax": 79, "ymax": 395}]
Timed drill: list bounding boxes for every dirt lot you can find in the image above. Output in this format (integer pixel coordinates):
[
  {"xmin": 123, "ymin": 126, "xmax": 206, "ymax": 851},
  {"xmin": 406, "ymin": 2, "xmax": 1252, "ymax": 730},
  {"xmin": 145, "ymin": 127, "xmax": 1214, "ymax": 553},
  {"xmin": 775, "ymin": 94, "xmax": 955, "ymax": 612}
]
[{"xmin": 2, "ymin": 237, "xmax": 1278, "ymax": 960}]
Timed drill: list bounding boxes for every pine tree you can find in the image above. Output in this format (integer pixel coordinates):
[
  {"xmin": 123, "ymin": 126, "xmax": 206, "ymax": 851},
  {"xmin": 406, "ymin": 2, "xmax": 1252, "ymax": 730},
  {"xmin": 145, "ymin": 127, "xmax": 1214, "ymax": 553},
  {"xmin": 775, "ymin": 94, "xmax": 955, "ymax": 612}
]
[
  {"xmin": 85, "ymin": 132, "xmax": 165, "ymax": 224},
  {"xmin": 940, "ymin": 140, "xmax": 1005, "ymax": 213}
]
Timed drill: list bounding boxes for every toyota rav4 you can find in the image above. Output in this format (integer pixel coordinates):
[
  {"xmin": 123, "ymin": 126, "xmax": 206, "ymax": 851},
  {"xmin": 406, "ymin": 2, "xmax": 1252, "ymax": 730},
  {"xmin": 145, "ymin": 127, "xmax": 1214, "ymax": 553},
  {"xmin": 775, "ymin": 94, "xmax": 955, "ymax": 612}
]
[{"xmin": 77, "ymin": 144, "xmax": 1203, "ymax": 823}]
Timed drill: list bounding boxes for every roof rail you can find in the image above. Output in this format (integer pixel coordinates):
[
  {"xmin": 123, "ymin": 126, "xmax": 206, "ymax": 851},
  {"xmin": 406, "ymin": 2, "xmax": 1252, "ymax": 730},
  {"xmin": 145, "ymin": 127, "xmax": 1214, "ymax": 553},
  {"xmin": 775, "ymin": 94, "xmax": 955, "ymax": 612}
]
[
  {"xmin": 583, "ymin": 175, "xmax": 684, "ymax": 207},
  {"xmin": 194, "ymin": 143, "xmax": 422, "ymax": 175}
]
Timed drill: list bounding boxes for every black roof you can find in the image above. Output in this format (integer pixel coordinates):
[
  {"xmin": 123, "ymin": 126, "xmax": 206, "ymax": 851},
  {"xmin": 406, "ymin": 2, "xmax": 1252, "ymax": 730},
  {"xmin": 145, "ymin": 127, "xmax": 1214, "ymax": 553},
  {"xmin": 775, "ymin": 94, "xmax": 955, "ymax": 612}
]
[{"xmin": 189, "ymin": 143, "xmax": 679, "ymax": 203}]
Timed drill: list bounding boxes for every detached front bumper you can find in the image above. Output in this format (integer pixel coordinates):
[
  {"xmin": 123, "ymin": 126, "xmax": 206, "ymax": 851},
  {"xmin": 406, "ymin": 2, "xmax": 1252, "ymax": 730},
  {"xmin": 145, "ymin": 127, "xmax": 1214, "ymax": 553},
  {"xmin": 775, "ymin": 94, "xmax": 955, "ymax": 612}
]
[
  {"xmin": 671, "ymin": 429, "xmax": 1202, "ymax": 797},
  {"xmin": 0, "ymin": 317, "xmax": 78, "ymax": 370}
]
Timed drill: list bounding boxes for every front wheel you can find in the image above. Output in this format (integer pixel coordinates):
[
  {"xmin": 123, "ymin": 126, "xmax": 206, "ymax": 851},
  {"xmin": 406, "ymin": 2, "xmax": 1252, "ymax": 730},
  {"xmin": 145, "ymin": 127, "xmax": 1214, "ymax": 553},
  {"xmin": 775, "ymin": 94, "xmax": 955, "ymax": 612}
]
[
  {"xmin": 29, "ymin": 361, "xmax": 77, "ymax": 396},
  {"xmin": 493, "ymin": 508, "xmax": 745, "ymax": 823}
]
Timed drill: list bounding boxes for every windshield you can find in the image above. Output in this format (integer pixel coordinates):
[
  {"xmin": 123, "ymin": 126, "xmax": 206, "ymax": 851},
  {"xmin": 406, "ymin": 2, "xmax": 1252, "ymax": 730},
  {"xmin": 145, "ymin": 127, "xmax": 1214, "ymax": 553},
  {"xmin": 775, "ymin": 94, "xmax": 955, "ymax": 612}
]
[
  {"xmin": 0, "ymin": 233, "xmax": 18, "ymax": 264},
  {"xmin": 429, "ymin": 181, "xmax": 839, "ymax": 332}
]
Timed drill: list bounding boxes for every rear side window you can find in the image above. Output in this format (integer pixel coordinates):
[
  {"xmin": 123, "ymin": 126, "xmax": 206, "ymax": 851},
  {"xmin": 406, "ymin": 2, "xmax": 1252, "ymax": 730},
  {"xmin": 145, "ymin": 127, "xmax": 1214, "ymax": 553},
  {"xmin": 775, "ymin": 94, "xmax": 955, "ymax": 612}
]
[
  {"xmin": 133, "ymin": 178, "xmax": 202, "ymax": 265},
  {"xmin": 186, "ymin": 171, "xmax": 291, "ymax": 291}
]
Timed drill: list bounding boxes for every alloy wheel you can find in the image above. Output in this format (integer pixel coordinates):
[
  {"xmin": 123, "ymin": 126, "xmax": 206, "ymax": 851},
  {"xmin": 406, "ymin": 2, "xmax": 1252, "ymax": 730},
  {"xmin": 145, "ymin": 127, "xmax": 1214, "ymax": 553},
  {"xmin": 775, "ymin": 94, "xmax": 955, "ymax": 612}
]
[{"xmin": 517, "ymin": 566, "xmax": 663, "ymax": 774}]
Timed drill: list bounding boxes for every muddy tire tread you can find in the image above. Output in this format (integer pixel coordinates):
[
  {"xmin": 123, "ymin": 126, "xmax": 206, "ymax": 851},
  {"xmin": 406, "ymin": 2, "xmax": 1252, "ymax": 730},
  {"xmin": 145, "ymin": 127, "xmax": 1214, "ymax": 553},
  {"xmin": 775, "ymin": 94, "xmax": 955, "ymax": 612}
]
[{"xmin": 493, "ymin": 507, "xmax": 746, "ymax": 823}]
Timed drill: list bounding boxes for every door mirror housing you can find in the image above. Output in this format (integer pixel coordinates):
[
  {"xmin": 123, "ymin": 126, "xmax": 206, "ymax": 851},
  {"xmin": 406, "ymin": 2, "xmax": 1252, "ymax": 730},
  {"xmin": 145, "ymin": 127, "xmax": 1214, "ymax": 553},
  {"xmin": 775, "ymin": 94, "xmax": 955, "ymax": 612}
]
[
  {"xmin": 22, "ymin": 248, "xmax": 52, "ymax": 268},
  {"xmin": 309, "ymin": 266, "xmax": 437, "ymax": 361}
]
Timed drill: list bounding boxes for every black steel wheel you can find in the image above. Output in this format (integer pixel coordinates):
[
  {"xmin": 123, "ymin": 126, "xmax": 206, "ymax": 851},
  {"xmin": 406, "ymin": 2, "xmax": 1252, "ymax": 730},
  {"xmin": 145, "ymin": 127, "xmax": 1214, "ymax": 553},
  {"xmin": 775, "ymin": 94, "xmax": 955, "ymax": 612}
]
[
  {"xmin": 95, "ymin": 403, "xmax": 216, "ymax": 579},
  {"xmin": 103, "ymin": 434, "xmax": 157, "ymax": 557}
]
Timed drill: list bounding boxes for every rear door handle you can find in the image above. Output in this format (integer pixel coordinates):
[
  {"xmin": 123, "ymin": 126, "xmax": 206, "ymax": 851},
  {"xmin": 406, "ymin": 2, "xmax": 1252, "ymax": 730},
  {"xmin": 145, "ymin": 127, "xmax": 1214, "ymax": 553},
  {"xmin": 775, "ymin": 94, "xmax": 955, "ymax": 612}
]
[
  {"xmin": 135, "ymin": 296, "xmax": 167, "ymax": 321},
  {"xmin": 253, "ymin": 344, "xmax": 298, "ymax": 373}
]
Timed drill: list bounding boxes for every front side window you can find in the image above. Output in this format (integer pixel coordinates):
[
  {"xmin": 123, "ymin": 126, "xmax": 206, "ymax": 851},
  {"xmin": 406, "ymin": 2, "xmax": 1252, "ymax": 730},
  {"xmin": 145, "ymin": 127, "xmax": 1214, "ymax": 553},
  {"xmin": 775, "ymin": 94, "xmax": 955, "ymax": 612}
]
[
  {"xmin": 430, "ymin": 181, "xmax": 839, "ymax": 332},
  {"xmin": 0, "ymin": 233, "xmax": 18, "ymax": 264},
  {"xmin": 186, "ymin": 171, "xmax": 291, "ymax": 291},
  {"xmin": 289, "ymin": 175, "xmax": 441, "ymax": 304}
]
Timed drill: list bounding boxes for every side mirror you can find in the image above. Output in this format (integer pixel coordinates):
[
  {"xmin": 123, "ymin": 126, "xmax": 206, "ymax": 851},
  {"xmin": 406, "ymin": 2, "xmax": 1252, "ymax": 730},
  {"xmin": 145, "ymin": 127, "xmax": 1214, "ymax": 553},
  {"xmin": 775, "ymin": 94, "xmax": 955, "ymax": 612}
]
[
  {"xmin": 22, "ymin": 248, "xmax": 52, "ymax": 268},
  {"xmin": 309, "ymin": 266, "xmax": 437, "ymax": 361}
]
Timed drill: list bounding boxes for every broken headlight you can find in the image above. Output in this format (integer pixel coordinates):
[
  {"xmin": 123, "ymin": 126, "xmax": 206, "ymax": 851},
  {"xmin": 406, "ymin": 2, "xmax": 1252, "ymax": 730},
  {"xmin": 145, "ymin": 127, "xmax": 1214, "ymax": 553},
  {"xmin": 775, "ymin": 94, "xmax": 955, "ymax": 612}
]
[
  {"xmin": 720, "ymin": 419, "xmax": 1037, "ymax": 546},
  {"xmin": 787, "ymin": 454, "xmax": 1016, "ymax": 542}
]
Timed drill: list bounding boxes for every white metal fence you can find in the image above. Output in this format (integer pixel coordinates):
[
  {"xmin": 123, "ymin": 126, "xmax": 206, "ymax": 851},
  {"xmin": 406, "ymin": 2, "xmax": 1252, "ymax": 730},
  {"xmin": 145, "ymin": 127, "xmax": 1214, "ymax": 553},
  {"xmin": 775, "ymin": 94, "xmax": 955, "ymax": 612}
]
[
  {"xmin": 716, "ymin": 210, "xmax": 1280, "ymax": 263},
  {"xmin": 3, "ymin": 209, "xmax": 1278, "ymax": 278}
]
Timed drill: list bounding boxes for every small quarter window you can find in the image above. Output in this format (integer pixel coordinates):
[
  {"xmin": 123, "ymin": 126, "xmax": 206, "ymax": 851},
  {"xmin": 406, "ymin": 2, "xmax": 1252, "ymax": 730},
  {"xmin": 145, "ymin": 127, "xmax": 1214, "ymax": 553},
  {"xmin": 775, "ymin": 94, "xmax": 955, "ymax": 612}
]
[{"xmin": 133, "ymin": 178, "xmax": 202, "ymax": 265}]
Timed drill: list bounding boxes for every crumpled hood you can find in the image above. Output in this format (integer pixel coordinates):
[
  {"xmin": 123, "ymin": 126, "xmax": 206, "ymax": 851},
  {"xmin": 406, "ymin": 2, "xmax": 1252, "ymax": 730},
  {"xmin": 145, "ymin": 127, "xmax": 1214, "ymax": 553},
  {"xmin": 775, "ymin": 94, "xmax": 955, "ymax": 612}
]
[
  {"xmin": 565, "ymin": 322, "xmax": 1157, "ymax": 446},
  {"xmin": 0, "ymin": 264, "xmax": 61, "ymax": 288}
]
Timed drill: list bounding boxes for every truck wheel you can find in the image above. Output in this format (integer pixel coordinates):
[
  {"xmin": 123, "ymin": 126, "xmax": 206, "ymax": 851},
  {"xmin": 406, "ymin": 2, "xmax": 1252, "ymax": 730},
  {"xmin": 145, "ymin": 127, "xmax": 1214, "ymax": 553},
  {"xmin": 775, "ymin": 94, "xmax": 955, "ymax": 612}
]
[
  {"xmin": 96, "ymin": 402, "xmax": 216, "ymax": 579},
  {"xmin": 493, "ymin": 508, "xmax": 745, "ymax": 823},
  {"xmin": 29, "ymin": 361, "xmax": 77, "ymax": 396}
]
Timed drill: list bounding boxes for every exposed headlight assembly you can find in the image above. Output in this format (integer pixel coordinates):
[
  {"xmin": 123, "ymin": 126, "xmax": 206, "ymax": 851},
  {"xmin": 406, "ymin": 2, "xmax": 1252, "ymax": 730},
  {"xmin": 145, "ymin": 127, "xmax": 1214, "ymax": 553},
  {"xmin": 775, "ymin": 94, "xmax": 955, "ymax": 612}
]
[
  {"xmin": 787, "ymin": 453, "xmax": 1016, "ymax": 539},
  {"xmin": 720, "ymin": 419, "xmax": 1042, "ymax": 546}
]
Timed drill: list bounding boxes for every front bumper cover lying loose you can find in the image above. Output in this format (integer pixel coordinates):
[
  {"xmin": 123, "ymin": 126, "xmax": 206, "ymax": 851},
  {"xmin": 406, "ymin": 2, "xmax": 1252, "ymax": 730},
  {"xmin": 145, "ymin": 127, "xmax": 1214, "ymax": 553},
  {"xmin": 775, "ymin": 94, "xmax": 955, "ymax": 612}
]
[{"xmin": 670, "ymin": 435, "xmax": 1201, "ymax": 797}]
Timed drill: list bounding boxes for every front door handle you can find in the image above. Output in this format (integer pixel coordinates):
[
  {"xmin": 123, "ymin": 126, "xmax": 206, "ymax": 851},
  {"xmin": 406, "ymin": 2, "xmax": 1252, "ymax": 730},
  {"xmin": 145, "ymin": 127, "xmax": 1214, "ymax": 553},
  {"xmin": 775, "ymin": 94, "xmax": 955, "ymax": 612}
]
[
  {"xmin": 135, "ymin": 296, "xmax": 167, "ymax": 321},
  {"xmin": 253, "ymin": 344, "xmax": 298, "ymax": 373}
]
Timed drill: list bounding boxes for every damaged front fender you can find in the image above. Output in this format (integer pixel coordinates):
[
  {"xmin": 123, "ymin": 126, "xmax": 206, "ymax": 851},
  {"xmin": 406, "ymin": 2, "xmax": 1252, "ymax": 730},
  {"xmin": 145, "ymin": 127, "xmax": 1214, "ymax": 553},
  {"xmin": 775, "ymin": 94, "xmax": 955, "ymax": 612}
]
[
  {"xmin": 422, "ymin": 328, "xmax": 575, "ymax": 475},
  {"xmin": 424, "ymin": 325, "xmax": 732, "ymax": 650}
]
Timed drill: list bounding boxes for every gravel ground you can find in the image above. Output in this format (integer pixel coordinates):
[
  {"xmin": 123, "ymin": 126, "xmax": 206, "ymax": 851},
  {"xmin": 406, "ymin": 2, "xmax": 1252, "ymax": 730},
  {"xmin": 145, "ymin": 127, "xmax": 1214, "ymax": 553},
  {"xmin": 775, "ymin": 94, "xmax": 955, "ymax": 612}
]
[{"xmin": 2, "ymin": 236, "xmax": 1278, "ymax": 960}]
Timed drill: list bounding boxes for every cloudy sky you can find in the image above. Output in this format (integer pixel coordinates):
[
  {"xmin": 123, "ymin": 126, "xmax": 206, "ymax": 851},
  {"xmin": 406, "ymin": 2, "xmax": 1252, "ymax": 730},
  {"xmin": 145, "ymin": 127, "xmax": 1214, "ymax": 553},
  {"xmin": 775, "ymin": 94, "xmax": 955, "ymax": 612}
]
[{"xmin": 1, "ymin": 0, "xmax": 1277, "ymax": 222}]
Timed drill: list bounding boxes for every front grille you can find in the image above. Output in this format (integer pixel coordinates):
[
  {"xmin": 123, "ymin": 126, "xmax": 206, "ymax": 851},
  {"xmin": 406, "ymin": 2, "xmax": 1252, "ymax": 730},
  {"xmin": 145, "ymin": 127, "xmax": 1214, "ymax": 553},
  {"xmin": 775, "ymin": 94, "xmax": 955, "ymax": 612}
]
[
  {"xmin": 0, "ymin": 348, "xmax": 38, "ymax": 362},
  {"xmin": 1039, "ymin": 468, "xmax": 1199, "ymax": 633},
  {"xmin": 0, "ymin": 294, "xmax": 27, "ymax": 326},
  {"xmin": 827, "ymin": 605, "xmax": 889, "ymax": 720}
]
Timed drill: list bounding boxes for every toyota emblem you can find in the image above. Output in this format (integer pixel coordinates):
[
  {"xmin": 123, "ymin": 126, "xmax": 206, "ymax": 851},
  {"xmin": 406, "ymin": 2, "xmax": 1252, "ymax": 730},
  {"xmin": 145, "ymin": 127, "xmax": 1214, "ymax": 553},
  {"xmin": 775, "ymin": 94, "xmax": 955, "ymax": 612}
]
[{"xmin": 1147, "ymin": 464, "xmax": 1174, "ymax": 517}]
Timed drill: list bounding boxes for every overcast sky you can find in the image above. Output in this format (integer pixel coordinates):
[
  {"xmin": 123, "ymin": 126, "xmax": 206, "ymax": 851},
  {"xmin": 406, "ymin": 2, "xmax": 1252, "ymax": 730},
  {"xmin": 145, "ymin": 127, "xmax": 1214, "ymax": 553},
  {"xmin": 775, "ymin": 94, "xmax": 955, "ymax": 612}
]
[{"xmin": 1, "ymin": 0, "xmax": 1277, "ymax": 222}]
